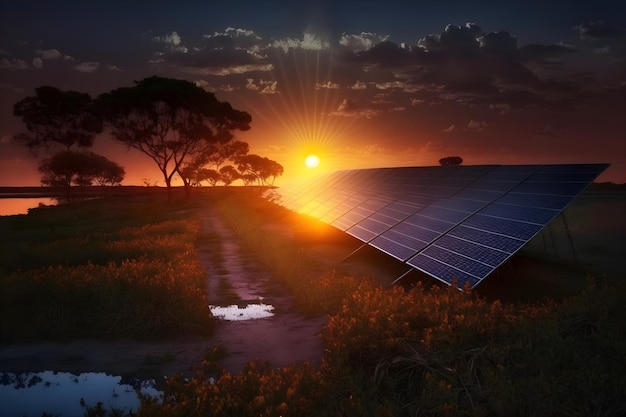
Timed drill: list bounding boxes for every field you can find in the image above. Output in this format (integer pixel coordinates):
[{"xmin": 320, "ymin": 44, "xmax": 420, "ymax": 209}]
[{"xmin": 1, "ymin": 187, "xmax": 625, "ymax": 416}]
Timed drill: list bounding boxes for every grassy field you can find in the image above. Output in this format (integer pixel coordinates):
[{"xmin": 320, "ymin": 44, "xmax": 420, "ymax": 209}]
[
  {"xmin": 0, "ymin": 191, "xmax": 217, "ymax": 340},
  {"xmin": 2, "ymin": 188, "xmax": 625, "ymax": 416}
]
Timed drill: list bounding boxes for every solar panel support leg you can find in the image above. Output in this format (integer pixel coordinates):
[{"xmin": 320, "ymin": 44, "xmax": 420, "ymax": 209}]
[
  {"xmin": 389, "ymin": 268, "xmax": 415, "ymax": 287},
  {"xmin": 561, "ymin": 212, "xmax": 579, "ymax": 265},
  {"xmin": 341, "ymin": 243, "xmax": 367, "ymax": 262}
]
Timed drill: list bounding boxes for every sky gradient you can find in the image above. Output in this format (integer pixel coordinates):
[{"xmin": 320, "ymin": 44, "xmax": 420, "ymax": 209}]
[{"xmin": 1, "ymin": 1, "xmax": 625, "ymax": 185}]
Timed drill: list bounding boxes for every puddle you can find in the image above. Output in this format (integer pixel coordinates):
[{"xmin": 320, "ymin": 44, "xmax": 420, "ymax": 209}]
[
  {"xmin": 0, "ymin": 371, "xmax": 160, "ymax": 417},
  {"xmin": 209, "ymin": 302, "xmax": 275, "ymax": 321}
]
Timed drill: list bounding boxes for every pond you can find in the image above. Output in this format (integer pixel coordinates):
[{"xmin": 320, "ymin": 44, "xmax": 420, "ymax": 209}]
[
  {"xmin": 0, "ymin": 370, "xmax": 160, "ymax": 417},
  {"xmin": 0, "ymin": 198, "xmax": 57, "ymax": 216}
]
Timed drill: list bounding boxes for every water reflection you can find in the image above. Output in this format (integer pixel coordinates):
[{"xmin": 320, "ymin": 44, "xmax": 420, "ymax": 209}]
[
  {"xmin": 209, "ymin": 302, "xmax": 275, "ymax": 321},
  {"xmin": 0, "ymin": 198, "xmax": 56, "ymax": 216},
  {"xmin": 0, "ymin": 371, "xmax": 159, "ymax": 417}
]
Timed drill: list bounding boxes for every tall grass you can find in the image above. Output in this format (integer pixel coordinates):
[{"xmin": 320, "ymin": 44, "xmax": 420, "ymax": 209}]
[{"xmin": 0, "ymin": 194, "xmax": 215, "ymax": 340}]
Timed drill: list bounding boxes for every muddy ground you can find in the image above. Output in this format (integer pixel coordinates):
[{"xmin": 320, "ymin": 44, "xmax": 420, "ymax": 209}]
[{"xmin": 0, "ymin": 191, "xmax": 624, "ymax": 379}]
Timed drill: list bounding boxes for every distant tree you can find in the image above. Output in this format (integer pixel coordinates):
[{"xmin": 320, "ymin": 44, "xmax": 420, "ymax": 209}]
[
  {"xmin": 13, "ymin": 86, "xmax": 102, "ymax": 153},
  {"xmin": 38, "ymin": 151, "xmax": 124, "ymax": 201},
  {"xmin": 96, "ymin": 76, "xmax": 251, "ymax": 197},
  {"xmin": 240, "ymin": 173, "xmax": 258, "ymax": 186},
  {"xmin": 180, "ymin": 139, "xmax": 250, "ymax": 187},
  {"xmin": 219, "ymin": 165, "xmax": 240, "ymax": 186},
  {"xmin": 439, "ymin": 156, "xmax": 463, "ymax": 166},
  {"xmin": 204, "ymin": 140, "xmax": 250, "ymax": 171},
  {"xmin": 235, "ymin": 154, "xmax": 284, "ymax": 186},
  {"xmin": 91, "ymin": 154, "xmax": 126, "ymax": 186},
  {"xmin": 201, "ymin": 169, "xmax": 222, "ymax": 186}
]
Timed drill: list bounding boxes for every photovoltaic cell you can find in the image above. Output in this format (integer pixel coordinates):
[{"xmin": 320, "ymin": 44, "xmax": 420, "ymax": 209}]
[{"xmin": 265, "ymin": 163, "xmax": 608, "ymax": 289}]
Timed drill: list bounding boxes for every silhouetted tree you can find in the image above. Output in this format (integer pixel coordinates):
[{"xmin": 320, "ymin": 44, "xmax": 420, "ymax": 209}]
[
  {"xmin": 13, "ymin": 86, "xmax": 102, "ymax": 153},
  {"xmin": 439, "ymin": 156, "xmax": 463, "ymax": 166},
  {"xmin": 240, "ymin": 173, "xmax": 258, "ymax": 186},
  {"xmin": 91, "ymin": 154, "xmax": 126, "ymax": 186},
  {"xmin": 219, "ymin": 165, "xmax": 240, "ymax": 186},
  {"xmin": 202, "ymin": 169, "xmax": 222, "ymax": 186},
  {"xmin": 38, "ymin": 151, "xmax": 125, "ymax": 201},
  {"xmin": 180, "ymin": 139, "xmax": 250, "ymax": 188},
  {"xmin": 235, "ymin": 154, "xmax": 284, "ymax": 186},
  {"xmin": 96, "ymin": 76, "xmax": 251, "ymax": 197}
]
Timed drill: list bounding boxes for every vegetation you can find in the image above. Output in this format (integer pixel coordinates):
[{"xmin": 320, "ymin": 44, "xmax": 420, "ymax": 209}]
[
  {"xmin": 38, "ymin": 151, "xmax": 125, "ymax": 200},
  {"xmin": 0, "ymin": 193, "xmax": 214, "ymax": 340},
  {"xmin": 439, "ymin": 156, "xmax": 463, "ymax": 166},
  {"xmin": 95, "ymin": 76, "xmax": 252, "ymax": 195},
  {"xmin": 2, "ymin": 190, "xmax": 624, "ymax": 416},
  {"xmin": 13, "ymin": 85, "xmax": 102, "ymax": 152}
]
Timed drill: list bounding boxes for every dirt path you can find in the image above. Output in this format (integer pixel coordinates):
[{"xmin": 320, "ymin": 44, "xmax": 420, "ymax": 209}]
[
  {"xmin": 0, "ymin": 207, "xmax": 327, "ymax": 379},
  {"xmin": 195, "ymin": 210, "xmax": 326, "ymax": 373}
]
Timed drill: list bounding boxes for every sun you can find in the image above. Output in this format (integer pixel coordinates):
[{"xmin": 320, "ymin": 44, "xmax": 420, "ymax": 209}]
[{"xmin": 304, "ymin": 154, "xmax": 320, "ymax": 168}]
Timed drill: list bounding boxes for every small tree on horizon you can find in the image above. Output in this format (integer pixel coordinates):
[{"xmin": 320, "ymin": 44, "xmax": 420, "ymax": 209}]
[
  {"xmin": 38, "ymin": 151, "xmax": 125, "ymax": 201},
  {"xmin": 439, "ymin": 156, "xmax": 463, "ymax": 166}
]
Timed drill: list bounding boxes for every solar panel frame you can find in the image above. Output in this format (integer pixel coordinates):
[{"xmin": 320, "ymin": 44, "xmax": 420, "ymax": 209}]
[{"xmin": 267, "ymin": 163, "xmax": 609, "ymax": 289}]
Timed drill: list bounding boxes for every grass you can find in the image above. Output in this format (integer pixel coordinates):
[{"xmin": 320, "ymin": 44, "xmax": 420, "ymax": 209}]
[
  {"xmin": 0, "ymin": 192, "xmax": 216, "ymax": 340},
  {"xmin": 3, "ymin": 188, "xmax": 625, "ymax": 415}
]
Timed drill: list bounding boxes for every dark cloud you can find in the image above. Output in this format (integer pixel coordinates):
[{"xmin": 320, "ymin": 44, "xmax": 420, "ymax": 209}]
[
  {"xmin": 350, "ymin": 41, "xmax": 414, "ymax": 67},
  {"xmin": 575, "ymin": 20, "xmax": 625, "ymax": 40},
  {"xmin": 519, "ymin": 43, "xmax": 578, "ymax": 65}
]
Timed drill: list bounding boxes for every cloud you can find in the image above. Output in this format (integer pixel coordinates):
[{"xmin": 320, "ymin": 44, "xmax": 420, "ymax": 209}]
[
  {"xmin": 32, "ymin": 57, "xmax": 43, "ymax": 69},
  {"xmin": 162, "ymin": 48, "xmax": 273, "ymax": 76},
  {"xmin": 443, "ymin": 124, "xmax": 456, "ymax": 133},
  {"xmin": 375, "ymin": 81, "xmax": 405, "ymax": 90},
  {"xmin": 106, "ymin": 64, "xmax": 123, "ymax": 71},
  {"xmin": 153, "ymin": 31, "xmax": 188, "ymax": 53},
  {"xmin": 0, "ymin": 58, "xmax": 29, "ymax": 70},
  {"xmin": 575, "ymin": 21, "xmax": 625, "ymax": 40},
  {"xmin": 246, "ymin": 78, "xmax": 279, "ymax": 94},
  {"xmin": 467, "ymin": 119, "xmax": 488, "ymax": 130},
  {"xmin": 519, "ymin": 43, "xmax": 578, "ymax": 65},
  {"xmin": 35, "ymin": 48, "xmax": 63, "ymax": 60},
  {"xmin": 411, "ymin": 98, "xmax": 425, "ymax": 106},
  {"xmin": 350, "ymin": 81, "xmax": 367, "ymax": 90},
  {"xmin": 150, "ymin": 26, "xmax": 274, "ymax": 76},
  {"xmin": 328, "ymin": 98, "xmax": 381, "ymax": 119},
  {"xmin": 339, "ymin": 32, "xmax": 389, "ymax": 52},
  {"xmin": 351, "ymin": 41, "xmax": 413, "ymax": 67},
  {"xmin": 203, "ymin": 27, "xmax": 262, "ymax": 50},
  {"xmin": 316, "ymin": 81, "xmax": 340, "ymax": 89},
  {"xmin": 272, "ymin": 31, "xmax": 329, "ymax": 53},
  {"xmin": 74, "ymin": 61, "xmax": 99, "ymax": 73}
]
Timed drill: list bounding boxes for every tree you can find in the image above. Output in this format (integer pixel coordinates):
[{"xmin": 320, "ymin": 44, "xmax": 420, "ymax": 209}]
[
  {"xmin": 96, "ymin": 76, "xmax": 251, "ymax": 196},
  {"xmin": 13, "ymin": 86, "xmax": 102, "ymax": 153},
  {"xmin": 38, "ymin": 151, "xmax": 125, "ymax": 201},
  {"xmin": 91, "ymin": 154, "xmax": 126, "ymax": 186},
  {"xmin": 235, "ymin": 154, "xmax": 284, "ymax": 186},
  {"xmin": 439, "ymin": 156, "xmax": 463, "ymax": 166},
  {"xmin": 180, "ymin": 139, "xmax": 250, "ymax": 187},
  {"xmin": 201, "ymin": 169, "xmax": 222, "ymax": 186},
  {"xmin": 219, "ymin": 165, "xmax": 240, "ymax": 186}
]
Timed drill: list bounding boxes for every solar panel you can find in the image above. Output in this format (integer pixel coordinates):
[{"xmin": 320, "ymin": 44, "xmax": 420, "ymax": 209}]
[{"xmin": 265, "ymin": 163, "xmax": 609, "ymax": 289}]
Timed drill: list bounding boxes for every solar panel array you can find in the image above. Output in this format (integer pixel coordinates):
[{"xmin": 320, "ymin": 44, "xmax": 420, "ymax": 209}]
[{"xmin": 266, "ymin": 164, "xmax": 609, "ymax": 289}]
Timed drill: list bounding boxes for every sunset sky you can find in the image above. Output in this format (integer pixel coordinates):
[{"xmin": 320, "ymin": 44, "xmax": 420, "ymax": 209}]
[{"xmin": 1, "ymin": 1, "xmax": 625, "ymax": 186}]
